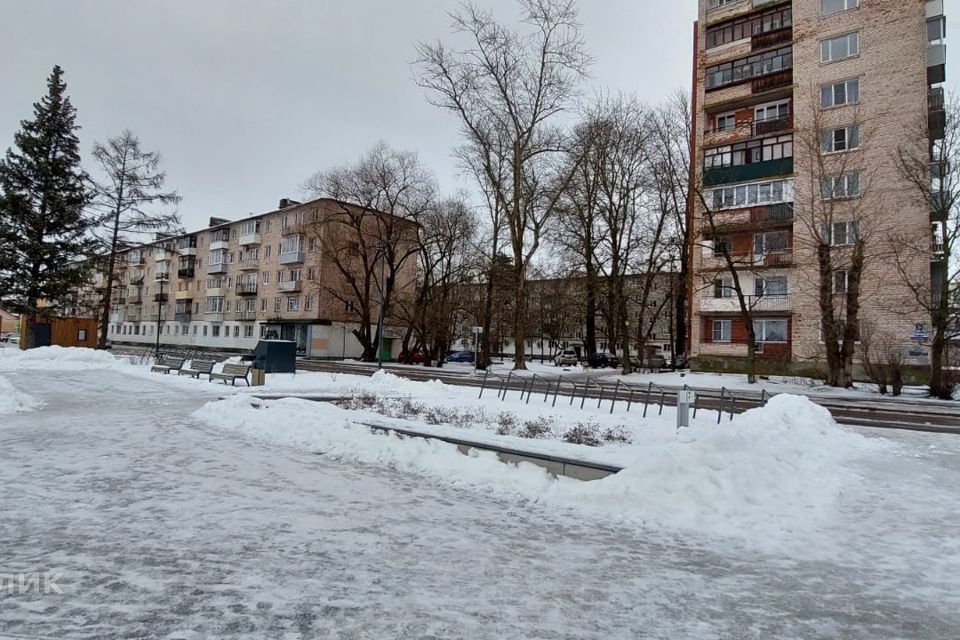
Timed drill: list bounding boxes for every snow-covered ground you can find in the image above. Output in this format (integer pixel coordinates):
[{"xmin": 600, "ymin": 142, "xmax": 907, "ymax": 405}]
[{"xmin": 1, "ymin": 348, "xmax": 960, "ymax": 638}]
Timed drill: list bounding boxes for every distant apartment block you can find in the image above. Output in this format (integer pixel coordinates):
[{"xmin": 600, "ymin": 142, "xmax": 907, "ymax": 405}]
[
  {"xmin": 689, "ymin": 0, "xmax": 947, "ymax": 373},
  {"xmin": 100, "ymin": 198, "xmax": 416, "ymax": 356}
]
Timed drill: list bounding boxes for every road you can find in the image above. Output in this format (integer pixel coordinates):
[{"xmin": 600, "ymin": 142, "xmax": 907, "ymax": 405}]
[
  {"xmin": 295, "ymin": 359, "xmax": 960, "ymax": 434},
  {"xmin": 2, "ymin": 369, "xmax": 959, "ymax": 638}
]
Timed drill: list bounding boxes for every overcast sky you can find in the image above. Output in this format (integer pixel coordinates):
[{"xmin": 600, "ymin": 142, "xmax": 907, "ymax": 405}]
[{"xmin": 1, "ymin": 0, "xmax": 958, "ymax": 232}]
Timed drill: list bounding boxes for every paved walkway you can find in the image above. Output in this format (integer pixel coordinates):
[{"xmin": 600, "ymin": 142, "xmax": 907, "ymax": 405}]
[{"xmin": 1, "ymin": 370, "xmax": 958, "ymax": 639}]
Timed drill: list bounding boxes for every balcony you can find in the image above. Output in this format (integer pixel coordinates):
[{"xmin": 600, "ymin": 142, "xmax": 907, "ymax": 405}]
[
  {"xmin": 128, "ymin": 271, "xmax": 144, "ymax": 285},
  {"xmin": 929, "ymin": 88, "xmax": 946, "ymax": 140},
  {"xmin": 174, "ymin": 312, "xmax": 192, "ymax": 323},
  {"xmin": 178, "ymin": 243, "xmax": 197, "ymax": 257},
  {"xmin": 236, "ymin": 282, "xmax": 258, "ymax": 296},
  {"xmin": 752, "ymin": 69, "xmax": 792, "ymax": 94},
  {"xmin": 206, "ymin": 287, "xmax": 226, "ymax": 297},
  {"xmin": 149, "ymin": 312, "xmax": 168, "ymax": 322},
  {"xmin": 129, "ymin": 294, "xmax": 143, "ymax": 306},
  {"xmin": 278, "ymin": 280, "xmax": 302, "ymax": 293},
  {"xmin": 930, "ymin": 190, "xmax": 951, "ymax": 221},
  {"xmin": 154, "ymin": 293, "xmax": 168, "ymax": 303},
  {"xmin": 751, "ymin": 28, "xmax": 791, "ymax": 52},
  {"xmin": 126, "ymin": 311, "xmax": 142, "ymax": 323},
  {"xmin": 239, "ymin": 258, "xmax": 259, "ymax": 271},
  {"xmin": 235, "ymin": 309, "xmax": 258, "ymax": 321},
  {"xmin": 702, "ymin": 248, "xmax": 793, "ymax": 270},
  {"xmin": 278, "ymin": 251, "xmax": 305, "ymax": 265},
  {"xmin": 127, "ymin": 253, "xmax": 145, "ymax": 266},
  {"xmin": 207, "ymin": 262, "xmax": 228, "ymax": 275},
  {"xmin": 154, "ymin": 268, "xmax": 170, "ymax": 282},
  {"xmin": 204, "ymin": 312, "xmax": 225, "ymax": 323},
  {"xmin": 177, "ymin": 267, "xmax": 195, "ymax": 279},
  {"xmin": 700, "ymin": 294, "xmax": 791, "ymax": 314},
  {"xmin": 154, "ymin": 249, "xmax": 171, "ymax": 262},
  {"xmin": 175, "ymin": 290, "xmax": 193, "ymax": 301},
  {"xmin": 928, "ymin": 44, "xmax": 946, "ymax": 85},
  {"xmin": 209, "ymin": 231, "xmax": 230, "ymax": 252},
  {"xmin": 239, "ymin": 231, "xmax": 262, "ymax": 246},
  {"xmin": 113, "ymin": 296, "xmax": 127, "ymax": 306},
  {"xmin": 753, "ymin": 113, "xmax": 792, "ymax": 137},
  {"xmin": 703, "ymin": 157, "xmax": 793, "ymax": 187}
]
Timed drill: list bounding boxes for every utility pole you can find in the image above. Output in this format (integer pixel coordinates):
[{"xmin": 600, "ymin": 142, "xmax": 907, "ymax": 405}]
[
  {"xmin": 154, "ymin": 275, "xmax": 165, "ymax": 359},
  {"xmin": 376, "ymin": 242, "xmax": 387, "ymax": 369}
]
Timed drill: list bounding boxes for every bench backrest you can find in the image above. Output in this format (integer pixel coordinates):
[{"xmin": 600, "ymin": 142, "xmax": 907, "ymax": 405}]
[
  {"xmin": 158, "ymin": 355, "xmax": 185, "ymax": 368},
  {"xmin": 221, "ymin": 363, "xmax": 251, "ymax": 377},
  {"xmin": 190, "ymin": 359, "xmax": 216, "ymax": 372}
]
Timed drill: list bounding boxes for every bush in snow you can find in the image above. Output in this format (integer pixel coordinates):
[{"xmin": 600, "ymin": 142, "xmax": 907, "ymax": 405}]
[
  {"xmin": 563, "ymin": 422, "xmax": 602, "ymax": 447},
  {"xmin": 519, "ymin": 417, "xmax": 553, "ymax": 439},
  {"xmin": 495, "ymin": 412, "xmax": 518, "ymax": 435},
  {"xmin": 602, "ymin": 425, "xmax": 632, "ymax": 444}
]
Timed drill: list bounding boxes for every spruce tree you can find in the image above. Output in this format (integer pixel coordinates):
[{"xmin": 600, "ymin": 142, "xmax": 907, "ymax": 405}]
[{"xmin": 0, "ymin": 65, "xmax": 95, "ymax": 349}]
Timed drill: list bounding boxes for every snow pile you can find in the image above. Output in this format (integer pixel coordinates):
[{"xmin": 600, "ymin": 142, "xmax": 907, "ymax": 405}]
[
  {"xmin": 0, "ymin": 374, "xmax": 43, "ymax": 415},
  {"xmin": 194, "ymin": 391, "xmax": 877, "ymax": 546},
  {"xmin": 0, "ymin": 346, "xmax": 124, "ymax": 371},
  {"xmin": 576, "ymin": 394, "xmax": 875, "ymax": 538}
]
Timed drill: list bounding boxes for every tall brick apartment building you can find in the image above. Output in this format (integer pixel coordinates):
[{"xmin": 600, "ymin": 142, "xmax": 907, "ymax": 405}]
[
  {"xmin": 689, "ymin": 0, "xmax": 947, "ymax": 375},
  {"xmin": 101, "ymin": 197, "xmax": 416, "ymax": 357}
]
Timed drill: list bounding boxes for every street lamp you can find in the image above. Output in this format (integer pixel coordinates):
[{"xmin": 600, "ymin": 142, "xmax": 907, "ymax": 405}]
[
  {"xmin": 375, "ymin": 241, "xmax": 388, "ymax": 369},
  {"xmin": 154, "ymin": 275, "xmax": 165, "ymax": 359}
]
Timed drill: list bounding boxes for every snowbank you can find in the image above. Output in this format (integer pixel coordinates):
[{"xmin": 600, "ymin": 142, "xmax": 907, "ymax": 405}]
[
  {"xmin": 0, "ymin": 374, "xmax": 43, "ymax": 415},
  {"xmin": 193, "ymin": 391, "xmax": 878, "ymax": 547},
  {"xmin": 0, "ymin": 346, "xmax": 124, "ymax": 371}
]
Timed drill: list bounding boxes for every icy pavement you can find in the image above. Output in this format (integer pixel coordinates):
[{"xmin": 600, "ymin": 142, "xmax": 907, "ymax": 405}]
[{"xmin": 1, "ymin": 370, "xmax": 959, "ymax": 639}]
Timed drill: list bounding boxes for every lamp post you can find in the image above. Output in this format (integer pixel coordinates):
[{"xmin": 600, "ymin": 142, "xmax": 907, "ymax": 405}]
[
  {"xmin": 154, "ymin": 275, "xmax": 165, "ymax": 359},
  {"xmin": 375, "ymin": 241, "xmax": 387, "ymax": 369}
]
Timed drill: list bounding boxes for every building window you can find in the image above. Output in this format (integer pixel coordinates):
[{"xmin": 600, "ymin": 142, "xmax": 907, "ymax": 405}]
[
  {"xmin": 820, "ymin": 172, "xmax": 860, "ymax": 199},
  {"xmin": 274, "ymin": 298, "xmax": 281, "ymax": 313},
  {"xmin": 753, "ymin": 230, "xmax": 789, "ymax": 255},
  {"xmin": 305, "ymin": 295, "xmax": 314, "ymax": 311},
  {"xmin": 754, "ymin": 319, "xmax": 788, "ymax": 343},
  {"xmin": 205, "ymin": 297, "xmax": 224, "ymax": 313},
  {"xmin": 203, "ymin": 325, "xmax": 208, "ymax": 337},
  {"xmin": 712, "ymin": 237, "xmax": 732, "ymax": 257},
  {"xmin": 709, "ymin": 178, "xmax": 793, "ymax": 210},
  {"xmin": 261, "ymin": 298, "xmax": 268, "ymax": 312},
  {"xmin": 244, "ymin": 325, "xmax": 254, "ymax": 338},
  {"xmin": 233, "ymin": 325, "xmax": 240, "ymax": 338},
  {"xmin": 824, "ymin": 221, "xmax": 860, "ymax": 246},
  {"xmin": 755, "ymin": 276, "xmax": 788, "ymax": 297},
  {"xmin": 712, "ymin": 319, "xmax": 732, "ymax": 342},
  {"xmin": 262, "ymin": 271, "xmax": 269, "ymax": 284},
  {"xmin": 714, "ymin": 112, "xmax": 736, "ymax": 132},
  {"xmin": 821, "ymin": 0, "xmax": 858, "ymax": 17},
  {"xmin": 713, "ymin": 276, "xmax": 734, "ymax": 299},
  {"xmin": 705, "ymin": 46, "xmax": 793, "ymax": 90},
  {"xmin": 212, "ymin": 325, "xmax": 220, "ymax": 337},
  {"xmin": 820, "ymin": 78, "xmax": 860, "ymax": 108},
  {"xmin": 821, "ymin": 125, "xmax": 860, "ymax": 153},
  {"xmin": 705, "ymin": 5, "xmax": 792, "ymax": 50},
  {"xmin": 820, "ymin": 32, "xmax": 859, "ymax": 63},
  {"xmin": 287, "ymin": 297, "xmax": 300, "ymax": 312},
  {"xmin": 833, "ymin": 270, "xmax": 849, "ymax": 295},
  {"xmin": 260, "ymin": 324, "xmax": 267, "ymax": 338},
  {"xmin": 754, "ymin": 101, "xmax": 789, "ymax": 124},
  {"xmin": 77, "ymin": 329, "xmax": 87, "ymax": 341},
  {"xmin": 193, "ymin": 326, "xmax": 198, "ymax": 335},
  {"xmin": 307, "ymin": 267, "xmax": 316, "ymax": 280},
  {"xmin": 704, "ymin": 134, "xmax": 793, "ymax": 169},
  {"xmin": 265, "ymin": 245, "xmax": 272, "ymax": 258}
]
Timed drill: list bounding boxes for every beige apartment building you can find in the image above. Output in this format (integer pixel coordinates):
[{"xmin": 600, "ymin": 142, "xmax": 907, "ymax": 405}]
[
  {"xmin": 104, "ymin": 197, "xmax": 416, "ymax": 357},
  {"xmin": 689, "ymin": 0, "xmax": 946, "ymax": 375}
]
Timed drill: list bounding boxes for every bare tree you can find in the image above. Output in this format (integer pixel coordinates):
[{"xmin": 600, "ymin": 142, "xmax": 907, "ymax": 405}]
[
  {"xmin": 649, "ymin": 92, "xmax": 692, "ymax": 365},
  {"xmin": 302, "ymin": 143, "xmax": 434, "ymax": 361},
  {"xmin": 398, "ymin": 196, "xmax": 479, "ymax": 366},
  {"xmin": 894, "ymin": 94, "xmax": 960, "ymax": 399},
  {"xmin": 415, "ymin": 0, "xmax": 591, "ymax": 369},
  {"xmin": 90, "ymin": 129, "xmax": 181, "ymax": 349},
  {"xmin": 793, "ymin": 102, "xmax": 874, "ymax": 388}
]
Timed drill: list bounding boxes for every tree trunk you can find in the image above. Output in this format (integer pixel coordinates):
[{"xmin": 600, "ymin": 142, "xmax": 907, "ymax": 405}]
[
  {"xmin": 512, "ymin": 262, "xmax": 527, "ymax": 370},
  {"xmin": 584, "ymin": 262, "xmax": 597, "ymax": 356},
  {"xmin": 930, "ymin": 327, "xmax": 949, "ymax": 398}
]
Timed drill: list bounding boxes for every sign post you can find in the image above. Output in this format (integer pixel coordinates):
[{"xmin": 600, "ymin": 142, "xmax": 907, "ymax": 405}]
[
  {"xmin": 676, "ymin": 389, "xmax": 696, "ymax": 429},
  {"xmin": 472, "ymin": 326, "xmax": 483, "ymax": 370}
]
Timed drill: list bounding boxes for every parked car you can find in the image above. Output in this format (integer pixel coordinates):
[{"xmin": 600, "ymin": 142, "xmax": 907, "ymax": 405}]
[
  {"xmin": 445, "ymin": 350, "xmax": 475, "ymax": 363},
  {"xmin": 8, "ymin": 335, "xmax": 20, "ymax": 345},
  {"xmin": 0, "ymin": 332, "xmax": 12, "ymax": 342},
  {"xmin": 673, "ymin": 353, "xmax": 688, "ymax": 370},
  {"xmin": 553, "ymin": 348, "xmax": 579, "ymax": 366},
  {"xmin": 587, "ymin": 352, "xmax": 619, "ymax": 369},
  {"xmin": 397, "ymin": 350, "xmax": 426, "ymax": 364}
]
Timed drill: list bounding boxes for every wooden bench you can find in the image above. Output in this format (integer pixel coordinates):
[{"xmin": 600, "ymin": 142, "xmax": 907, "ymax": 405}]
[
  {"xmin": 178, "ymin": 359, "xmax": 217, "ymax": 379},
  {"xmin": 210, "ymin": 363, "xmax": 252, "ymax": 386},
  {"xmin": 150, "ymin": 355, "xmax": 185, "ymax": 374}
]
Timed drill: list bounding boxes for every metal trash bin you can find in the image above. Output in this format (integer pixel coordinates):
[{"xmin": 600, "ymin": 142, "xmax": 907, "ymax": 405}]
[{"xmin": 253, "ymin": 339, "xmax": 297, "ymax": 373}]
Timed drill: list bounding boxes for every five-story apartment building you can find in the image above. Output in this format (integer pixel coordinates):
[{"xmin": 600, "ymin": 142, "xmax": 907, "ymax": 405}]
[{"xmin": 106, "ymin": 198, "xmax": 416, "ymax": 357}]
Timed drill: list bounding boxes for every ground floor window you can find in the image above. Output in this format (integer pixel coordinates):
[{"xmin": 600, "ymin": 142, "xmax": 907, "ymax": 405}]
[
  {"xmin": 244, "ymin": 325, "xmax": 254, "ymax": 338},
  {"xmin": 712, "ymin": 319, "xmax": 732, "ymax": 342},
  {"xmin": 212, "ymin": 326, "xmax": 220, "ymax": 338},
  {"xmin": 754, "ymin": 318, "xmax": 788, "ymax": 343}
]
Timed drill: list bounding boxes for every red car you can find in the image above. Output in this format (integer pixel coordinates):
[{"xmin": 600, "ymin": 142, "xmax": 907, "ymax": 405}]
[{"xmin": 398, "ymin": 350, "xmax": 426, "ymax": 364}]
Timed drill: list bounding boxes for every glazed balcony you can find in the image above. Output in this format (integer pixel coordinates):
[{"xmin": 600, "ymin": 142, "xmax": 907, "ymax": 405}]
[
  {"xmin": 239, "ymin": 258, "xmax": 259, "ymax": 271},
  {"xmin": 752, "ymin": 69, "xmax": 792, "ymax": 94},
  {"xmin": 278, "ymin": 251, "xmax": 305, "ymax": 265},
  {"xmin": 703, "ymin": 157, "xmax": 793, "ymax": 187},
  {"xmin": 235, "ymin": 309, "xmax": 258, "ymax": 321},
  {"xmin": 700, "ymin": 293, "xmax": 791, "ymax": 314},
  {"xmin": 174, "ymin": 312, "xmax": 192, "ymax": 323},
  {"xmin": 177, "ymin": 267, "xmax": 195, "ymax": 279},
  {"xmin": 278, "ymin": 280, "xmax": 302, "ymax": 293},
  {"xmin": 154, "ymin": 293, "xmax": 168, "ymax": 303},
  {"xmin": 236, "ymin": 282, "xmax": 258, "ymax": 296},
  {"xmin": 207, "ymin": 262, "xmax": 228, "ymax": 275},
  {"xmin": 701, "ymin": 248, "xmax": 793, "ymax": 270}
]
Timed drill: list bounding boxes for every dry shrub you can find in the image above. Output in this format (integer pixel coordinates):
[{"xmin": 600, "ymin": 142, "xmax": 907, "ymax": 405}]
[{"xmin": 519, "ymin": 417, "xmax": 553, "ymax": 439}]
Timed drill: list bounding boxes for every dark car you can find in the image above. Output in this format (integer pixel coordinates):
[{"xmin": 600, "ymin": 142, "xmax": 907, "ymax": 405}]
[
  {"xmin": 587, "ymin": 352, "xmax": 619, "ymax": 368},
  {"xmin": 397, "ymin": 350, "xmax": 426, "ymax": 364},
  {"xmin": 445, "ymin": 350, "xmax": 476, "ymax": 363}
]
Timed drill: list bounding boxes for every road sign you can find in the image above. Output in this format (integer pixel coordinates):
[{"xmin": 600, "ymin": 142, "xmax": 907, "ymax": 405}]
[{"xmin": 677, "ymin": 390, "xmax": 697, "ymax": 404}]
